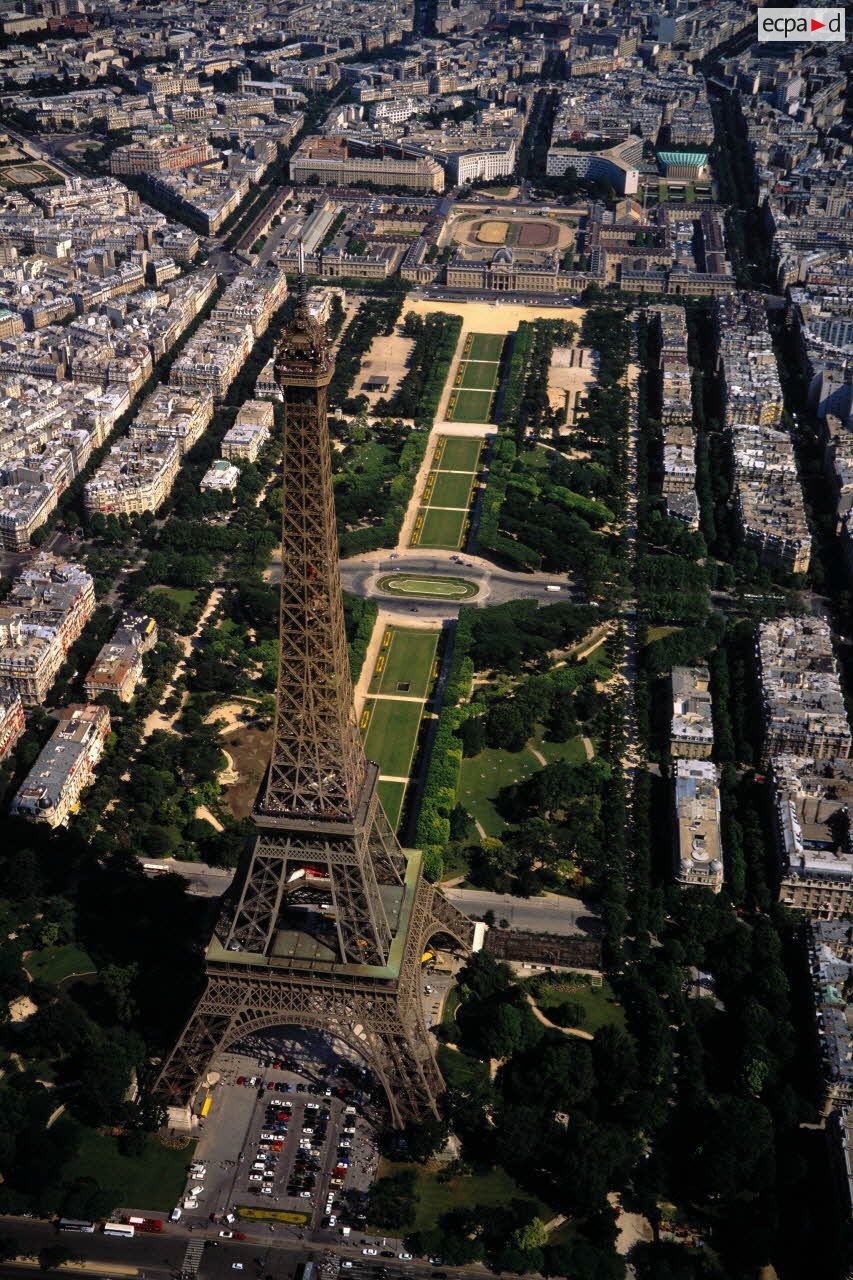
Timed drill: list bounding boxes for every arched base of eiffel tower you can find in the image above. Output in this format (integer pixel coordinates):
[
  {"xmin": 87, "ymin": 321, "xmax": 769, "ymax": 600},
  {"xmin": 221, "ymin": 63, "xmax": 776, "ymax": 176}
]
[{"xmin": 155, "ymin": 878, "xmax": 476, "ymax": 1129}]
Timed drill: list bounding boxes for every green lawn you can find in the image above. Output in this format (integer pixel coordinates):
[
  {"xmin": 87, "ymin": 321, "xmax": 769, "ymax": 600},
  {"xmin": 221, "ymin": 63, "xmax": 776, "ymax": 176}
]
[
  {"xmin": 25, "ymin": 945, "xmax": 95, "ymax": 985},
  {"xmin": 646, "ymin": 625, "xmax": 683, "ymax": 643},
  {"xmin": 370, "ymin": 629, "xmax": 438, "ymax": 699},
  {"xmin": 447, "ymin": 388, "xmax": 494, "ymax": 423},
  {"xmin": 374, "ymin": 1159, "xmax": 543, "ymax": 1234},
  {"xmin": 467, "ymin": 333, "xmax": 505, "ymax": 362},
  {"xmin": 522, "ymin": 446, "xmax": 552, "ymax": 470},
  {"xmin": 428, "ymin": 470, "xmax": 474, "ymax": 509},
  {"xmin": 377, "ymin": 574, "xmax": 479, "ymax": 601},
  {"xmin": 415, "ymin": 507, "xmax": 467, "ymax": 549},
  {"xmin": 458, "ymin": 732, "xmax": 587, "ymax": 836},
  {"xmin": 150, "ymin": 586, "xmax": 198, "ymax": 609},
  {"xmin": 531, "ymin": 732, "xmax": 589, "ymax": 766},
  {"xmin": 441, "ymin": 987, "xmax": 461, "ymax": 1037},
  {"xmin": 460, "ymin": 360, "xmax": 499, "ymax": 390},
  {"xmin": 378, "ymin": 779, "xmax": 407, "ymax": 830},
  {"xmin": 435, "ymin": 436, "xmax": 483, "ymax": 471},
  {"xmin": 459, "ymin": 745, "xmax": 545, "ymax": 836},
  {"xmin": 532, "ymin": 976, "xmax": 625, "ymax": 1033},
  {"xmin": 362, "ymin": 698, "xmax": 424, "ymax": 779},
  {"xmin": 62, "ymin": 1128, "xmax": 193, "ymax": 1212}
]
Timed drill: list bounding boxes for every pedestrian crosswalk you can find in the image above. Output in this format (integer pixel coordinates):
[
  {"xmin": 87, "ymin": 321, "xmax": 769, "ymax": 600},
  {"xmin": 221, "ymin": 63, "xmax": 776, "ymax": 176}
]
[{"xmin": 180, "ymin": 1238, "xmax": 205, "ymax": 1278}]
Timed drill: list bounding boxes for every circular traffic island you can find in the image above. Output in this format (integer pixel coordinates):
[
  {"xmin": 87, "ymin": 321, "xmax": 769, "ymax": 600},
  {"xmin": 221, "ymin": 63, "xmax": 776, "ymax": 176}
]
[{"xmin": 377, "ymin": 573, "xmax": 480, "ymax": 602}]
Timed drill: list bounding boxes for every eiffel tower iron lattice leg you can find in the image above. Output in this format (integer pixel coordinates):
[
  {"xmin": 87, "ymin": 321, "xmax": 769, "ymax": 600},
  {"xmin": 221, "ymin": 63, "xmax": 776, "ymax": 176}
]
[{"xmin": 153, "ymin": 275, "xmax": 474, "ymax": 1128}]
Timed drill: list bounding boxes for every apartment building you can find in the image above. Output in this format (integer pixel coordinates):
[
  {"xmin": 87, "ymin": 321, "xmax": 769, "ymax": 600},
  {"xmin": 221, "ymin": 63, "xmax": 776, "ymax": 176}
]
[
  {"xmin": 716, "ymin": 292, "xmax": 811, "ymax": 575},
  {"xmin": 170, "ymin": 321, "xmax": 253, "ymax": 399},
  {"xmin": 673, "ymin": 758, "xmax": 724, "ymax": 893},
  {"xmin": 0, "ymin": 555, "xmax": 95, "ymax": 703},
  {"xmin": 130, "ymin": 385, "xmax": 214, "ymax": 457},
  {"xmin": 670, "ymin": 665, "xmax": 714, "ymax": 760},
  {"xmin": 12, "ymin": 703, "xmax": 110, "ymax": 827},
  {"xmin": 757, "ymin": 616, "xmax": 852, "ymax": 763},
  {"xmin": 775, "ymin": 755, "xmax": 853, "ymax": 919},
  {"xmin": 222, "ymin": 400, "xmax": 273, "ymax": 462},
  {"xmin": 0, "ymin": 480, "xmax": 58, "ymax": 550},
  {"xmin": 808, "ymin": 920, "xmax": 853, "ymax": 1107},
  {"xmin": 0, "ymin": 687, "xmax": 25, "ymax": 762},
  {"xmin": 213, "ymin": 266, "xmax": 287, "ymax": 339},
  {"xmin": 85, "ymin": 610, "xmax": 156, "ymax": 700},
  {"xmin": 84, "ymin": 433, "xmax": 181, "ymax": 517}
]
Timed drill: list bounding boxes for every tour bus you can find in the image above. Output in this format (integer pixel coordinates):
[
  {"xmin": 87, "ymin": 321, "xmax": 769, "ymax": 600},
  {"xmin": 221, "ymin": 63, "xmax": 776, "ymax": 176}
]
[
  {"xmin": 58, "ymin": 1219, "xmax": 95, "ymax": 1234},
  {"xmin": 103, "ymin": 1222, "xmax": 135, "ymax": 1238}
]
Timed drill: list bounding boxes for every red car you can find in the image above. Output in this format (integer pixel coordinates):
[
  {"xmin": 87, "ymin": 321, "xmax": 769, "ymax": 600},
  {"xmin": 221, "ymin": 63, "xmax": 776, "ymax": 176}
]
[
  {"xmin": 236, "ymin": 1076, "xmax": 246, "ymax": 1085},
  {"xmin": 267, "ymin": 1081, "xmax": 276, "ymax": 1090}
]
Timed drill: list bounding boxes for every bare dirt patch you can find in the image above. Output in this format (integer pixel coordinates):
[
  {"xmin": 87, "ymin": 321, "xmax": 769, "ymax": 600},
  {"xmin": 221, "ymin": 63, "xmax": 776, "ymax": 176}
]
[
  {"xmin": 475, "ymin": 219, "xmax": 509, "ymax": 245},
  {"xmin": 219, "ymin": 723, "xmax": 273, "ymax": 818},
  {"xmin": 518, "ymin": 221, "xmax": 557, "ymax": 248}
]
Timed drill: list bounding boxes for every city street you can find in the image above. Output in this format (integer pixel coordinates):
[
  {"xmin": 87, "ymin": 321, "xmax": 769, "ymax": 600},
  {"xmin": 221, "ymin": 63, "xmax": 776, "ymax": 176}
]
[
  {"xmin": 337, "ymin": 550, "xmax": 581, "ymax": 613},
  {"xmin": 0, "ymin": 1220, "xmax": 493, "ymax": 1280}
]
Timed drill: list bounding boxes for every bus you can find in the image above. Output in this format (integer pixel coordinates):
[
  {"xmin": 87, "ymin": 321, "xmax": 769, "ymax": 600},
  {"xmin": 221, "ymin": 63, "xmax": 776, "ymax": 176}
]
[
  {"xmin": 104, "ymin": 1222, "xmax": 135, "ymax": 1238},
  {"xmin": 200, "ymin": 1092, "xmax": 213, "ymax": 1118},
  {"xmin": 58, "ymin": 1219, "xmax": 95, "ymax": 1234}
]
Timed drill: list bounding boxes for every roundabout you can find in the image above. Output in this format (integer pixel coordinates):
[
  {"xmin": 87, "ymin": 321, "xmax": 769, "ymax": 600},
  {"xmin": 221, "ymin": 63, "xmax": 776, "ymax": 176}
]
[{"xmin": 376, "ymin": 572, "xmax": 480, "ymax": 601}]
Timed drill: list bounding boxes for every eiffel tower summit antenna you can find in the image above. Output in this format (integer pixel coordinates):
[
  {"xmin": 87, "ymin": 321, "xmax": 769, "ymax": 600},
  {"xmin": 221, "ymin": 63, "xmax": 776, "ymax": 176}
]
[
  {"xmin": 154, "ymin": 295, "xmax": 475, "ymax": 1129},
  {"xmin": 297, "ymin": 237, "xmax": 306, "ymax": 301}
]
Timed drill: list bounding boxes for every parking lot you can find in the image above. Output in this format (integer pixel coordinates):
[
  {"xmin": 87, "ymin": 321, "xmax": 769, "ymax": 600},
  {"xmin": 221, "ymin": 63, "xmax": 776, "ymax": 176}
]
[{"xmin": 182, "ymin": 1031, "xmax": 382, "ymax": 1242}]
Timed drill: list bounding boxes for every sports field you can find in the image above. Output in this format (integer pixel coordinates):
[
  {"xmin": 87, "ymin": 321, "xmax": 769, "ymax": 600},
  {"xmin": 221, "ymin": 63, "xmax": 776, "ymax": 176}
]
[
  {"xmin": 411, "ymin": 433, "xmax": 483, "ymax": 551},
  {"xmin": 377, "ymin": 574, "xmax": 479, "ymax": 601},
  {"xmin": 446, "ymin": 332, "xmax": 506, "ymax": 424},
  {"xmin": 360, "ymin": 627, "xmax": 441, "ymax": 831}
]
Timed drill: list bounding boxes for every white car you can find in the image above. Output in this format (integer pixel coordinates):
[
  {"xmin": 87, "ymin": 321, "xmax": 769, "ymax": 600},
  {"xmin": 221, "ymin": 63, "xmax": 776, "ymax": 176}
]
[
  {"xmin": 232, "ymin": 1265, "xmax": 244, "ymax": 1271},
  {"xmin": 219, "ymin": 1231, "xmax": 234, "ymax": 1239},
  {"xmin": 300, "ymin": 1191, "xmax": 312, "ymax": 1199},
  {"xmin": 341, "ymin": 1264, "xmax": 353, "ymax": 1271},
  {"xmin": 363, "ymin": 1248, "xmax": 378, "ymax": 1256},
  {"xmin": 398, "ymin": 1253, "xmax": 413, "ymax": 1261}
]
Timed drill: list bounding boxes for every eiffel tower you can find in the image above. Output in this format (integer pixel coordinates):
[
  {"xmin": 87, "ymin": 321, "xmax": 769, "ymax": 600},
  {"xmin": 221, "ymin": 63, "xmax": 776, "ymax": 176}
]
[{"xmin": 154, "ymin": 274, "xmax": 474, "ymax": 1127}]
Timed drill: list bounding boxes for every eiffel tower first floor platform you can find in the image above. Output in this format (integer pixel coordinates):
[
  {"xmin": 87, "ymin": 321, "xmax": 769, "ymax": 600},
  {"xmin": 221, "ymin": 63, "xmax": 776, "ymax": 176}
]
[{"xmin": 153, "ymin": 852, "xmax": 480, "ymax": 1129}]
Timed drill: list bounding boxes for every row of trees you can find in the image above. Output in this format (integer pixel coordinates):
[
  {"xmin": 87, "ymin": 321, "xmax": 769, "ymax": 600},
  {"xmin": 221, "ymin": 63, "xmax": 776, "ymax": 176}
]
[
  {"xmin": 477, "ymin": 308, "xmax": 630, "ymax": 597},
  {"xmin": 498, "ymin": 319, "xmax": 578, "ymax": 445},
  {"xmin": 328, "ymin": 296, "xmax": 403, "ymax": 411},
  {"xmin": 378, "ymin": 311, "xmax": 463, "ymax": 427},
  {"xmin": 334, "ymin": 417, "xmax": 429, "ymax": 557}
]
